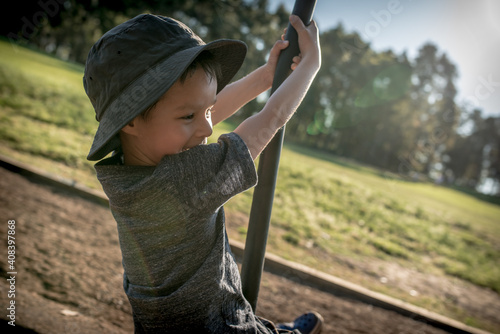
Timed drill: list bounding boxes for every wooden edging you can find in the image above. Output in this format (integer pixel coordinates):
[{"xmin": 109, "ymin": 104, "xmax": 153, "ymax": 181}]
[{"xmin": 0, "ymin": 154, "xmax": 491, "ymax": 334}]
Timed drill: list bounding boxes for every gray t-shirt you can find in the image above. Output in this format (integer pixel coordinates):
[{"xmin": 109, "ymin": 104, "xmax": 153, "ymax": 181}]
[{"xmin": 95, "ymin": 133, "xmax": 274, "ymax": 333}]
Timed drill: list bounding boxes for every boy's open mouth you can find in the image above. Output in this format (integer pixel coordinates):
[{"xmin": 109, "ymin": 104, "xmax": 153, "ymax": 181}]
[{"xmin": 182, "ymin": 138, "xmax": 208, "ymax": 152}]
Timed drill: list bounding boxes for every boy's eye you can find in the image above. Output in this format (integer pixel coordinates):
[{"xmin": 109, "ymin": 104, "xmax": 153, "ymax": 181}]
[{"xmin": 181, "ymin": 113, "xmax": 194, "ymax": 120}]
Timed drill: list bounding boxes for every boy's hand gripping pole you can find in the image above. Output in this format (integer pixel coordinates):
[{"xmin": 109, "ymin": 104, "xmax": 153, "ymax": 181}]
[{"xmin": 241, "ymin": 0, "xmax": 317, "ymax": 312}]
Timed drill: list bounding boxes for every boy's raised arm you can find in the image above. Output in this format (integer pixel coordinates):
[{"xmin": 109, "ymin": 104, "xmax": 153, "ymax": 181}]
[
  {"xmin": 211, "ymin": 39, "xmax": 290, "ymax": 126},
  {"xmin": 234, "ymin": 15, "xmax": 321, "ymax": 160}
]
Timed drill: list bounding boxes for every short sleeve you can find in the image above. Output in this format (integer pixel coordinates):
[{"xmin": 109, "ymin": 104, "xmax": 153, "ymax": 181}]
[{"xmin": 154, "ymin": 132, "xmax": 258, "ymax": 215}]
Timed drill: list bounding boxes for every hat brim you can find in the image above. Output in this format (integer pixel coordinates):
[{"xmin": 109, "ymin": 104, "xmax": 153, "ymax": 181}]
[{"xmin": 87, "ymin": 39, "xmax": 247, "ymax": 161}]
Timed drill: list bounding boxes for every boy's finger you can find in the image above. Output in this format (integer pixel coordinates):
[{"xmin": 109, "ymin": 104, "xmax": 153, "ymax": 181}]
[
  {"xmin": 308, "ymin": 19, "xmax": 319, "ymax": 33},
  {"xmin": 289, "ymin": 15, "xmax": 319, "ymax": 37},
  {"xmin": 269, "ymin": 40, "xmax": 289, "ymax": 59},
  {"xmin": 289, "ymin": 14, "xmax": 306, "ymax": 32},
  {"xmin": 281, "ymin": 28, "xmax": 288, "ymax": 41},
  {"xmin": 276, "ymin": 39, "xmax": 289, "ymax": 49}
]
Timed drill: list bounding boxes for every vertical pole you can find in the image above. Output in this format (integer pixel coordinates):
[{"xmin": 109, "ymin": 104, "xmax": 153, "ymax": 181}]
[{"xmin": 241, "ymin": 0, "xmax": 317, "ymax": 312}]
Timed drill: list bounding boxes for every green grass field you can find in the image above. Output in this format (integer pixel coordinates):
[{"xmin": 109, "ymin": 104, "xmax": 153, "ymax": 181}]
[{"xmin": 1, "ymin": 39, "xmax": 499, "ymax": 332}]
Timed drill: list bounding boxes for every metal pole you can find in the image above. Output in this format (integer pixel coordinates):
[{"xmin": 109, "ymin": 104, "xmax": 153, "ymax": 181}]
[{"xmin": 241, "ymin": 0, "xmax": 317, "ymax": 312}]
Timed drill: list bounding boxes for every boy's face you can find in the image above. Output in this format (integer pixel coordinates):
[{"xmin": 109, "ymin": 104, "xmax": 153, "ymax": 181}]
[{"xmin": 121, "ymin": 67, "xmax": 217, "ymax": 166}]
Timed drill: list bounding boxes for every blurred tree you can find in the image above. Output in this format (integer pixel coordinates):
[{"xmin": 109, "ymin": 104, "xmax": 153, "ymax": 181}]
[
  {"xmin": 395, "ymin": 43, "xmax": 461, "ymax": 179},
  {"xmin": 445, "ymin": 110, "xmax": 500, "ymax": 193}
]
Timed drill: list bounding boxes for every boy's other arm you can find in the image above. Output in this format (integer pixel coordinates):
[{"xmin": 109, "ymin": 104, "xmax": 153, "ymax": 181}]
[
  {"xmin": 234, "ymin": 15, "xmax": 321, "ymax": 160},
  {"xmin": 211, "ymin": 39, "xmax": 291, "ymax": 126}
]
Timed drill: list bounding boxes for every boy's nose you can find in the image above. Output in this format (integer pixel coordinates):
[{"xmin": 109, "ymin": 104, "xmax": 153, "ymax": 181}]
[{"xmin": 197, "ymin": 115, "xmax": 213, "ymax": 138}]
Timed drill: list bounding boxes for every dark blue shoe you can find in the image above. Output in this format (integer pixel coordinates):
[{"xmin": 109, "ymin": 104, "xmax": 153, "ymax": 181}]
[{"xmin": 277, "ymin": 311, "xmax": 323, "ymax": 334}]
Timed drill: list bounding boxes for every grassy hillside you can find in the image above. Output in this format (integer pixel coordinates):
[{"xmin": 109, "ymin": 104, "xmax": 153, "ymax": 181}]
[
  {"xmin": 1, "ymin": 39, "xmax": 499, "ymax": 332},
  {"xmin": 0, "ymin": 39, "xmax": 96, "ymax": 184}
]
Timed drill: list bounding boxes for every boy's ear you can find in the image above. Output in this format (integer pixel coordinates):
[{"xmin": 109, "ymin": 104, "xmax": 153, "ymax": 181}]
[{"xmin": 121, "ymin": 118, "xmax": 139, "ymax": 136}]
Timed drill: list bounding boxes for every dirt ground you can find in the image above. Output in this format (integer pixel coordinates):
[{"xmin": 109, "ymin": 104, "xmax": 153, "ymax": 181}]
[{"xmin": 0, "ymin": 165, "xmax": 493, "ymax": 333}]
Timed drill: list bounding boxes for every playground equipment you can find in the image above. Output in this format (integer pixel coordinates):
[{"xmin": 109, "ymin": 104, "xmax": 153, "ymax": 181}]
[{"xmin": 240, "ymin": 0, "xmax": 318, "ymax": 312}]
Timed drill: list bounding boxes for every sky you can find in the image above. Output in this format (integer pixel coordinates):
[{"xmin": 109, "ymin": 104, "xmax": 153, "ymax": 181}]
[{"xmin": 269, "ymin": 0, "xmax": 500, "ymax": 118}]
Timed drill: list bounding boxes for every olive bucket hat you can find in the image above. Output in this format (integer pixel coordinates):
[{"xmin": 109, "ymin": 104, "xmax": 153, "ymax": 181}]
[{"xmin": 84, "ymin": 14, "xmax": 247, "ymax": 161}]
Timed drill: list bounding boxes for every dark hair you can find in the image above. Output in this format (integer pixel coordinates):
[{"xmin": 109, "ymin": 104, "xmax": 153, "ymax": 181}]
[{"xmin": 140, "ymin": 51, "xmax": 221, "ymax": 120}]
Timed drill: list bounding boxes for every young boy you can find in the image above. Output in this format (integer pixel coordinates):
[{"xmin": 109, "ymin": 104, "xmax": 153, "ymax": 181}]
[{"xmin": 84, "ymin": 13, "xmax": 321, "ymax": 333}]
